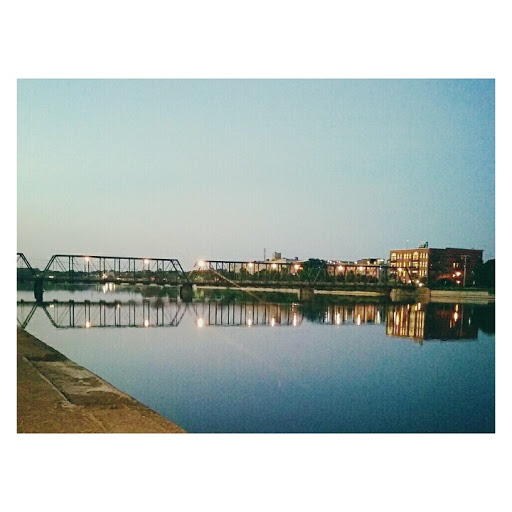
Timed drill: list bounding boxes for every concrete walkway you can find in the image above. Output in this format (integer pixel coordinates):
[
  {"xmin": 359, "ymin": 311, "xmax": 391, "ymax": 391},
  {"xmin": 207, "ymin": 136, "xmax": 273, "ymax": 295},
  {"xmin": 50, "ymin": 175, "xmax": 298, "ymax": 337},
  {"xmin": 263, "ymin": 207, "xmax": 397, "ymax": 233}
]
[{"xmin": 17, "ymin": 328, "xmax": 186, "ymax": 433}]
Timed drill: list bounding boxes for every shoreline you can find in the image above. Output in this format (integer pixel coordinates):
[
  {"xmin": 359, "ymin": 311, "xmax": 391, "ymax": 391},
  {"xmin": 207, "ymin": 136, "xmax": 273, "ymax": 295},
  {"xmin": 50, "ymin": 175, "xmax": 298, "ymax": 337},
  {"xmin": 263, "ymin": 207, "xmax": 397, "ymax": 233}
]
[{"xmin": 17, "ymin": 327, "xmax": 186, "ymax": 433}]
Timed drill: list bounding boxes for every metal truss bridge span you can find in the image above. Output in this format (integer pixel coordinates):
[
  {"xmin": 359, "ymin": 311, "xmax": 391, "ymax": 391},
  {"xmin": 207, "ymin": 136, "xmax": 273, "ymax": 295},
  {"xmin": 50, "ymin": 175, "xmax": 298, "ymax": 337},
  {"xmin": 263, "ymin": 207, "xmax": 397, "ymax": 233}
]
[
  {"xmin": 17, "ymin": 253, "xmax": 190, "ymax": 302},
  {"xmin": 17, "ymin": 253, "xmax": 188, "ymax": 285},
  {"xmin": 191, "ymin": 259, "xmax": 391, "ymax": 290}
]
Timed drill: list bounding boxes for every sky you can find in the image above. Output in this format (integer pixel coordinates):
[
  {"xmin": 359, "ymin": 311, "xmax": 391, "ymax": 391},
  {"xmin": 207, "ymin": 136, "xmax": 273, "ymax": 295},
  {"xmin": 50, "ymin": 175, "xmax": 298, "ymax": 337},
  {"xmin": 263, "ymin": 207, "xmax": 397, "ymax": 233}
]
[{"xmin": 17, "ymin": 79, "xmax": 495, "ymax": 269}]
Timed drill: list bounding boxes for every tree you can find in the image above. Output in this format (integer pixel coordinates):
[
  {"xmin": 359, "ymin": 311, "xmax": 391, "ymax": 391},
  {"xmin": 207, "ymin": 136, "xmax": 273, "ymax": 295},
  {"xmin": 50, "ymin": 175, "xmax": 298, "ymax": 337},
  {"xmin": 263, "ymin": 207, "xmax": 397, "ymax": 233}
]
[{"xmin": 474, "ymin": 259, "xmax": 495, "ymax": 288}]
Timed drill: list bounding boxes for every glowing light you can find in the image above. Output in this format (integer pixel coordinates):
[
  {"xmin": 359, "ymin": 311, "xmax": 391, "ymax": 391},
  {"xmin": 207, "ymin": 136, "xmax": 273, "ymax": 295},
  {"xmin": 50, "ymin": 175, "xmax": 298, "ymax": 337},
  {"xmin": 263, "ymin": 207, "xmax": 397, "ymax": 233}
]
[
  {"xmin": 144, "ymin": 319, "xmax": 149, "ymax": 327},
  {"xmin": 271, "ymin": 263, "xmax": 277, "ymax": 270},
  {"xmin": 271, "ymin": 317, "xmax": 275, "ymax": 327},
  {"xmin": 84, "ymin": 256, "xmax": 90, "ymax": 262},
  {"xmin": 85, "ymin": 321, "xmax": 91, "ymax": 328},
  {"xmin": 293, "ymin": 313, "xmax": 298, "ymax": 326},
  {"xmin": 248, "ymin": 262, "xmax": 254, "ymax": 268},
  {"xmin": 144, "ymin": 259, "xmax": 150, "ymax": 265},
  {"xmin": 337, "ymin": 265, "xmax": 344, "ymax": 271},
  {"xmin": 336, "ymin": 313, "xmax": 341, "ymax": 325},
  {"xmin": 455, "ymin": 271, "xmax": 462, "ymax": 277},
  {"xmin": 197, "ymin": 260, "xmax": 206, "ymax": 269},
  {"xmin": 453, "ymin": 312, "xmax": 459, "ymax": 321},
  {"xmin": 356, "ymin": 314, "xmax": 361, "ymax": 326},
  {"xmin": 197, "ymin": 318, "xmax": 204, "ymax": 328},
  {"xmin": 102, "ymin": 273, "xmax": 108, "ymax": 279},
  {"xmin": 247, "ymin": 319, "xmax": 252, "ymax": 327},
  {"xmin": 294, "ymin": 264, "xmax": 301, "ymax": 270}
]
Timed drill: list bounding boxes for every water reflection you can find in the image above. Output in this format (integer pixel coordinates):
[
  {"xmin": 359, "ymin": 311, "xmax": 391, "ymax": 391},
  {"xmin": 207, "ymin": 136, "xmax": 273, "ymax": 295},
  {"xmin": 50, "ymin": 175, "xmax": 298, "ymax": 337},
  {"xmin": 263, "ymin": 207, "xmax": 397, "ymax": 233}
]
[
  {"xmin": 17, "ymin": 298, "xmax": 494, "ymax": 342},
  {"xmin": 17, "ymin": 299, "xmax": 186, "ymax": 329},
  {"xmin": 385, "ymin": 303, "xmax": 493, "ymax": 343},
  {"xmin": 190, "ymin": 301, "xmax": 303, "ymax": 327},
  {"xmin": 301, "ymin": 302, "xmax": 382, "ymax": 325}
]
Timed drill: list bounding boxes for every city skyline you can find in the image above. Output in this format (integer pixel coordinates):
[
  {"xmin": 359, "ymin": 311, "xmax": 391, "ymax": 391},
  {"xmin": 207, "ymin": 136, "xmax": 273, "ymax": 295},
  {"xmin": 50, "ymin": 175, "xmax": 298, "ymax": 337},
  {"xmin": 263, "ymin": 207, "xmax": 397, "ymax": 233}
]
[{"xmin": 17, "ymin": 79, "xmax": 495, "ymax": 269}]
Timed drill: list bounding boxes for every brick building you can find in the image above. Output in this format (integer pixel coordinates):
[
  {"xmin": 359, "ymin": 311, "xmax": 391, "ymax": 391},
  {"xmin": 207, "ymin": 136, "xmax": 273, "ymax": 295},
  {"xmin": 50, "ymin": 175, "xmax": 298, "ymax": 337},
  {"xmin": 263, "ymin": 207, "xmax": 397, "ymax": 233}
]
[{"xmin": 389, "ymin": 245, "xmax": 483, "ymax": 286}]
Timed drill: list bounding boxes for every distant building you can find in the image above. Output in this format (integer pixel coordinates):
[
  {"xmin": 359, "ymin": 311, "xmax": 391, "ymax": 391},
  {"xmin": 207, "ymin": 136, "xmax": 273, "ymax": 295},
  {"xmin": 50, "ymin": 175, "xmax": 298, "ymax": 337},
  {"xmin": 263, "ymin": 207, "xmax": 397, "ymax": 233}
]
[
  {"xmin": 389, "ymin": 246, "xmax": 483, "ymax": 286},
  {"xmin": 323, "ymin": 258, "xmax": 386, "ymax": 282},
  {"xmin": 357, "ymin": 258, "xmax": 386, "ymax": 266},
  {"xmin": 265, "ymin": 252, "xmax": 300, "ymax": 264}
]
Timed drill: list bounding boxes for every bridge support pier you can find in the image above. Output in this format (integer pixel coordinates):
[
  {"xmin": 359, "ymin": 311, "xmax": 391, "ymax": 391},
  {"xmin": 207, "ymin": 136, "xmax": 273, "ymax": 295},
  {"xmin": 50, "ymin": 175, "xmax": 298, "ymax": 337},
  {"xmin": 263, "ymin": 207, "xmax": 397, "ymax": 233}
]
[
  {"xmin": 180, "ymin": 283, "xmax": 193, "ymax": 302},
  {"xmin": 34, "ymin": 279, "xmax": 44, "ymax": 303},
  {"xmin": 299, "ymin": 286, "xmax": 315, "ymax": 302}
]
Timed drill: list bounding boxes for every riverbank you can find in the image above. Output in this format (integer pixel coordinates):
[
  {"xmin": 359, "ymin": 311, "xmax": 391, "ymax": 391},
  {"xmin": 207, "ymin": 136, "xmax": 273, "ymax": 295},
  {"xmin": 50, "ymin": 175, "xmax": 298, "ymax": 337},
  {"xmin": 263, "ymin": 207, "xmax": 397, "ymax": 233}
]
[
  {"xmin": 17, "ymin": 328, "xmax": 186, "ymax": 433},
  {"xmin": 429, "ymin": 289, "xmax": 495, "ymax": 303},
  {"xmin": 390, "ymin": 287, "xmax": 495, "ymax": 304}
]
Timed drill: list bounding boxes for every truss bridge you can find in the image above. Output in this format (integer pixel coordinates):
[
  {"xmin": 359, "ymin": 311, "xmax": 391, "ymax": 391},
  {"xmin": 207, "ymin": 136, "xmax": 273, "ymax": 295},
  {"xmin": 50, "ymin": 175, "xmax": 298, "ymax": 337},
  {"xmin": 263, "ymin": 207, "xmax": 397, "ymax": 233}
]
[
  {"xmin": 18, "ymin": 253, "xmax": 397, "ymax": 303},
  {"xmin": 17, "ymin": 253, "xmax": 190, "ymax": 302}
]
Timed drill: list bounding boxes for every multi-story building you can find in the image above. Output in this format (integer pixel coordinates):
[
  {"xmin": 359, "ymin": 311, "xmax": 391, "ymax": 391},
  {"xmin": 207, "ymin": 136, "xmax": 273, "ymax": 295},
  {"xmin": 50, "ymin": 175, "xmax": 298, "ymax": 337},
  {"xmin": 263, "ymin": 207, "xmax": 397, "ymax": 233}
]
[{"xmin": 389, "ymin": 245, "xmax": 483, "ymax": 286}]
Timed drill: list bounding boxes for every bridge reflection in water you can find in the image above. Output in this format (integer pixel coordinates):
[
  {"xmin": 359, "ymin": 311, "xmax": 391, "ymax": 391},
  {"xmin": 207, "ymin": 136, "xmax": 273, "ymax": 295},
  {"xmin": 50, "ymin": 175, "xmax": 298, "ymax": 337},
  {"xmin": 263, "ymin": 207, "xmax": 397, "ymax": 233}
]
[
  {"xmin": 191, "ymin": 301, "xmax": 303, "ymax": 328},
  {"xmin": 17, "ymin": 299, "xmax": 187, "ymax": 330},
  {"xmin": 17, "ymin": 299, "xmax": 492, "ymax": 343}
]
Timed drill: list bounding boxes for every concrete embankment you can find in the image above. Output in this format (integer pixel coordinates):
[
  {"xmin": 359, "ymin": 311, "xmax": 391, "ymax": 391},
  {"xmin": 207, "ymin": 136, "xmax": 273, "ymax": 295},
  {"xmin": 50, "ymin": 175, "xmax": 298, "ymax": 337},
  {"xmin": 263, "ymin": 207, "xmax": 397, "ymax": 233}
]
[
  {"xmin": 429, "ymin": 290, "xmax": 495, "ymax": 304},
  {"xmin": 17, "ymin": 328, "xmax": 186, "ymax": 433},
  {"xmin": 390, "ymin": 287, "xmax": 495, "ymax": 304}
]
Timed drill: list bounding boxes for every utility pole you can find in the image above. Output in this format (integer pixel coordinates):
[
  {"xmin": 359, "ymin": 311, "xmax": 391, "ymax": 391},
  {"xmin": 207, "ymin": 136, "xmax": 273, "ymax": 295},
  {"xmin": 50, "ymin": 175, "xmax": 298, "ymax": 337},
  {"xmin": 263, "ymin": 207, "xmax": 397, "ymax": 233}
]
[{"xmin": 461, "ymin": 255, "xmax": 469, "ymax": 287}]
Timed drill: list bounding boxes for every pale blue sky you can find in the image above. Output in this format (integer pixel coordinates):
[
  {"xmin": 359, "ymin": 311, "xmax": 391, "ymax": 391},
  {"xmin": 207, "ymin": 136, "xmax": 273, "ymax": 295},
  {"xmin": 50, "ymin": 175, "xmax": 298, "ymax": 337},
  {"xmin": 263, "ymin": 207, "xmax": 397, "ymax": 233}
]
[{"xmin": 17, "ymin": 79, "xmax": 495, "ymax": 269}]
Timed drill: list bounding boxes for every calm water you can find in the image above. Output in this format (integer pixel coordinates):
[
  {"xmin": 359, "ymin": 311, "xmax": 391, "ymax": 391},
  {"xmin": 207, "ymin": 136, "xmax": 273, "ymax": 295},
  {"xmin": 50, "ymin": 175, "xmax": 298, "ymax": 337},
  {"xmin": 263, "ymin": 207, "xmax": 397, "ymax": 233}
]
[{"xmin": 17, "ymin": 285, "xmax": 495, "ymax": 433}]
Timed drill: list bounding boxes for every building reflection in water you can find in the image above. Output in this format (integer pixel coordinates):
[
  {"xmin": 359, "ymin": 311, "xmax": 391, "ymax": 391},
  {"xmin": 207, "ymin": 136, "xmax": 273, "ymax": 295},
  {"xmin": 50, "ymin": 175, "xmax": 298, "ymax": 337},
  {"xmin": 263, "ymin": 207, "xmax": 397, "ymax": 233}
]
[{"xmin": 386, "ymin": 303, "xmax": 480, "ymax": 343}]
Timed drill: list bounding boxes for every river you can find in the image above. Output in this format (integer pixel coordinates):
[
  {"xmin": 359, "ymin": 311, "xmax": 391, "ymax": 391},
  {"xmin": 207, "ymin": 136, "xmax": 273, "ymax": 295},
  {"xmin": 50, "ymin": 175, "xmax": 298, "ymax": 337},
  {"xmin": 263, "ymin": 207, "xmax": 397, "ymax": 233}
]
[{"xmin": 17, "ymin": 284, "xmax": 495, "ymax": 433}]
